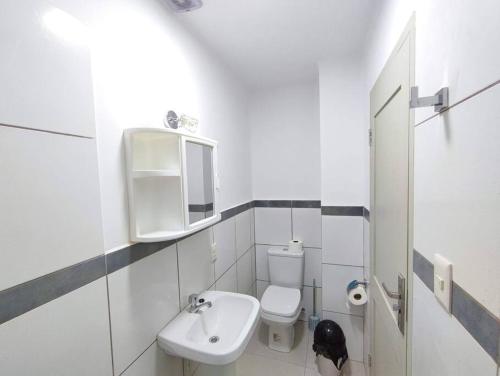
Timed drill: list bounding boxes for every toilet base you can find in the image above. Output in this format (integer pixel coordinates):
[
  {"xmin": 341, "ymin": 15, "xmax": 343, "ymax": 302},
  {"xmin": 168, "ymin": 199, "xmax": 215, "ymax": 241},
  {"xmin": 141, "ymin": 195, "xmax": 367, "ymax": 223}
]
[{"xmin": 268, "ymin": 324, "xmax": 294, "ymax": 352}]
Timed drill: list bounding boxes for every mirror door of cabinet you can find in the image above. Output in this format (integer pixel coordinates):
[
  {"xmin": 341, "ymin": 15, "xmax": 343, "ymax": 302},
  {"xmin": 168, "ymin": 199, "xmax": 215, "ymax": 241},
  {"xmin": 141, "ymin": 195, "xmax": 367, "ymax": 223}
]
[{"xmin": 184, "ymin": 140, "xmax": 215, "ymax": 226}]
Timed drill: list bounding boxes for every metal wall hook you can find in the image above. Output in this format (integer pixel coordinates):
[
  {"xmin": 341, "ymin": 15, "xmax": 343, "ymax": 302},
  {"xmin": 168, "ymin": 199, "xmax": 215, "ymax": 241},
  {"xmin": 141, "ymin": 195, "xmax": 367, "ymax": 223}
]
[{"xmin": 410, "ymin": 86, "xmax": 449, "ymax": 112}]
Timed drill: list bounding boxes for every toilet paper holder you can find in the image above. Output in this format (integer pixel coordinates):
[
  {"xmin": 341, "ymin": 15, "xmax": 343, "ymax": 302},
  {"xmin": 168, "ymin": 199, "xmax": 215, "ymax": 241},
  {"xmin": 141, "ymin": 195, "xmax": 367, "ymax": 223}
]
[{"xmin": 347, "ymin": 279, "xmax": 368, "ymax": 292}]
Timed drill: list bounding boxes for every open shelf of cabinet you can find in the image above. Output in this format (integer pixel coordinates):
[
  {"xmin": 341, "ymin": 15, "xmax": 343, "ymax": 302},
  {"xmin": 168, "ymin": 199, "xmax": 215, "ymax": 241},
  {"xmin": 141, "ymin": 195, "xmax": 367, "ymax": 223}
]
[
  {"xmin": 124, "ymin": 129, "xmax": 185, "ymax": 242},
  {"xmin": 124, "ymin": 127, "xmax": 220, "ymax": 243}
]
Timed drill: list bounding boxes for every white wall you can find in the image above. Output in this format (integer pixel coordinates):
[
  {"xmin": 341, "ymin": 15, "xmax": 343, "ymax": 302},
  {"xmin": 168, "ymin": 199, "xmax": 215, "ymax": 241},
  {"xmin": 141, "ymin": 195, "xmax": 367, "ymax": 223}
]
[
  {"xmin": 316, "ymin": 57, "xmax": 368, "ymax": 368},
  {"xmin": 0, "ymin": 1, "xmax": 111, "ymax": 374},
  {"xmin": 366, "ymin": 0, "xmax": 500, "ymax": 112},
  {"xmin": 88, "ymin": 0, "xmax": 252, "ymax": 251},
  {"xmin": 249, "ymin": 81, "xmax": 321, "ymax": 200},
  {"xmin": 0, "ymin": 1, "xmax": 255, "ymax": 376},
  {"xmin": 87, "ymin": 1, "xmax": 255, "ymax": 374},
  {"xmin": 0, "ymin": 0, "xmax": 96, "ymax": 137},
  {"xmin": 366, "ymin": 1, "xmax": 500, "ymax": 375},
  {"xmin": 254, "ymin": 206, "xmax": 323, "ymax": 322},
  {"xmin": 318, "ymin": 57, "xmax": 368, "ymax": 206}
]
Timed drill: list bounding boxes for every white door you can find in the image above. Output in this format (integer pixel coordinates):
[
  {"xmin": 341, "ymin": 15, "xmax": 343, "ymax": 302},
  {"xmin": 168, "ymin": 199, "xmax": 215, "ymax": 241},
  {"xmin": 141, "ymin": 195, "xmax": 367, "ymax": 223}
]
[{"xmin": 369, "ymin": 17, "xmax": 414, "ymax": 376}]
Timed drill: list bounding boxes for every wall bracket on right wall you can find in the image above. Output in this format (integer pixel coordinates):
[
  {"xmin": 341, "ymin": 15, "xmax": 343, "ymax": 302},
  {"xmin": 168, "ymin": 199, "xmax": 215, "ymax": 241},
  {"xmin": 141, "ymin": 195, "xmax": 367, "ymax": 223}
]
[{"xmin": 410, "ymin": 86, "xmax": 449, "ymax": 112}]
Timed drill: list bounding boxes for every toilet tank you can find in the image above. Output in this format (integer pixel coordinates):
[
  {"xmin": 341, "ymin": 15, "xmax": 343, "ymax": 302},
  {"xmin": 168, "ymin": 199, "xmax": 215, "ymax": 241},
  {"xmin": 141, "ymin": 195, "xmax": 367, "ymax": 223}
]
[{"xmin": 267, "ymin": 247, "xmax": 304, "ymax": 288}]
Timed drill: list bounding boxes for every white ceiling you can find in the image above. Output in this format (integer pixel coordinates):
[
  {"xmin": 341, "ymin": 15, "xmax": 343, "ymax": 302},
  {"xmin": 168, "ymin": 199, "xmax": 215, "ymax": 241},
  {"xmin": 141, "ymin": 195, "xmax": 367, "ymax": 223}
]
[{"xmin": 174, "ymin": 0, "xmax": 377, "ymax": 89}]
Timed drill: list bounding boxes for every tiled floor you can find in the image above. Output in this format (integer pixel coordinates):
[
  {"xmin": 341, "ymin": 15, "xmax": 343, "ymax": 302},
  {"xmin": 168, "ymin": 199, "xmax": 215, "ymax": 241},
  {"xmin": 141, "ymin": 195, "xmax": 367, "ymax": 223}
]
[{"xmin": 236, "ymin": 321, "xmax": 366, "ymax": 376}]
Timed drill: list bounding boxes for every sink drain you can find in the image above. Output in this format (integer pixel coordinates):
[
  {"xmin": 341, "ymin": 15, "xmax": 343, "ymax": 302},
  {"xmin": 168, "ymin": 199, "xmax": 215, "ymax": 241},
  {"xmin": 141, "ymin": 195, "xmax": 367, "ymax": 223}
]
[{"xmin": 209, "ymin": 336, "xmax": 219, "ymax": 344}]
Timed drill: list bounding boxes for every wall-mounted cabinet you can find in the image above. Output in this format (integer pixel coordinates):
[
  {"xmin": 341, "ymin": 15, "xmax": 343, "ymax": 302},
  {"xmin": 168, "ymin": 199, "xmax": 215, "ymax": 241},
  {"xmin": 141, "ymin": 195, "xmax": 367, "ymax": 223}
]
[{"xmin": 124, "ymin": 128, "xmax": 219, "ymax": 242}]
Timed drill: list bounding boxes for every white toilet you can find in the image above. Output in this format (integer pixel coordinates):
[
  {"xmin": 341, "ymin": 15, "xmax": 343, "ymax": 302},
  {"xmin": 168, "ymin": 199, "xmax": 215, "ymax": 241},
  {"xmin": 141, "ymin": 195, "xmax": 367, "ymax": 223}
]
[{"xmin": 260, "ymin": 247, "xmax": 304, "ymax": 352}]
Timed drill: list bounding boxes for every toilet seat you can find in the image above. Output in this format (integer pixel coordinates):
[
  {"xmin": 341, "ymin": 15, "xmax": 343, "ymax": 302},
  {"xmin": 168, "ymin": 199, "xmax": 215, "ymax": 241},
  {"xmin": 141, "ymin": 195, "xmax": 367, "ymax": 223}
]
[{"xmin": 261, "ymin": 285, "xmax": 301, "ymax": 318}]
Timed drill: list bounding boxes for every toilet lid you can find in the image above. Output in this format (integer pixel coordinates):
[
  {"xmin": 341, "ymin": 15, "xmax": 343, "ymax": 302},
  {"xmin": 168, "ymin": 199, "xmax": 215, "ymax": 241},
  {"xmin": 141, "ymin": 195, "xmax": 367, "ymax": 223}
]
[{"xmin": 261, "ymin": 285, "xmax": 301, "ymax": 317}]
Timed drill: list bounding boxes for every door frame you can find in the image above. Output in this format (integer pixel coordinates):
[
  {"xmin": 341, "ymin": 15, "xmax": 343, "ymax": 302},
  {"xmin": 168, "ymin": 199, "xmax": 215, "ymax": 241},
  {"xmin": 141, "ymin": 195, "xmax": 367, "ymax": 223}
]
[{"xmin": 369, "ymin": 14, "xmax": 415, "ymax": 376}]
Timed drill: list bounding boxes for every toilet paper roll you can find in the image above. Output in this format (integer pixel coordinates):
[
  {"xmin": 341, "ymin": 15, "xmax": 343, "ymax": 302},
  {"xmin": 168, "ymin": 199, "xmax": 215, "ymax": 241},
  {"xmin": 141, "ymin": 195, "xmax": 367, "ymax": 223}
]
[
  {"xmin": 288, "ymin": 240, "xmax": 303, "ymax": 253},
  {"xmin": 347, "ymin": 284, "xmax": 368, "ymax": 306}
]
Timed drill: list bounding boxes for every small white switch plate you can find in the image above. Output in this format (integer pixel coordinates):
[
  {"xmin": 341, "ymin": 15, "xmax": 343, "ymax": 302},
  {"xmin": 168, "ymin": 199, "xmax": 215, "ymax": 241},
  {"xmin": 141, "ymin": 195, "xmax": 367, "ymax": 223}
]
[
  {"xmin": 210, "ymin": 242, "xmax": 217, "ymax": 263},
  {"xmin": 433, "ymin": 254, "xmax": 452, "ymax": 313}
]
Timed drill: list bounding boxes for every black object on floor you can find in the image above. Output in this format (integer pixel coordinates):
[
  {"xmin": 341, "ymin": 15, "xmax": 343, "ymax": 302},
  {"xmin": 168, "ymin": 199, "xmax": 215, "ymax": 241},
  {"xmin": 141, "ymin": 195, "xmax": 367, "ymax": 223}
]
[{"xmin": 312, "ymin": 320, "xmax": 349, "ymax": 370}]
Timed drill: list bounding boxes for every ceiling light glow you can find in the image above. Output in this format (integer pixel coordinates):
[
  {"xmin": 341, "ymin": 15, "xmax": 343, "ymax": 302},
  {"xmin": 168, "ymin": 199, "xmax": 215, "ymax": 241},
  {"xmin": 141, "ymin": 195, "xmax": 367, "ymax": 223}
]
[{"xmin": 43, "ymin": 8, "xmax": 88, "ymax": 45}]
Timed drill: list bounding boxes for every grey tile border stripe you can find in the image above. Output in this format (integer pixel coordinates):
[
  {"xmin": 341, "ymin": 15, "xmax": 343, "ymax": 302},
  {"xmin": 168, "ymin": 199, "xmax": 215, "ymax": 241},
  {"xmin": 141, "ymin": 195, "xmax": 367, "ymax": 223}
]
[
  {"xmin": 321, "ymin": 206, "xmax": 364, "ymax": 216},
  {"xmin": 254, "ymin": 200, "xmax": 292, "ymax": 208},
  {"xmin": 0, "ymin": 199, "xmax": 370, "ymax": 325},
  {"xmin": 452, "ymin": 282, "xmax": 500, "ymax": 363},
  {"xmin": 106, "ymin": 239, "xmax": 177, "ymax": 275},
  {"xmin": 0, "ymin": 201, "xmax": 257, "ymax": 324},
  {"xmin": 220, "ymin": 201, "xmax": 253, "ymax": 221},
  {"xmin": 188, "ymin": 203, "xmax": 214, "ymax": 212},
  {"xmin": 0, "ymin": 255, "xmax": 105, "ymax": 325},
  {"xmin": 413, "ymin": 249, "xmax": 434, "ymax": 291},
  {"xmin": 413, "ymin": 249, "xmax": 499, "ymax": 364},
  {"xmin": 292, "ymin": 200, "xmax": 321, "ymax": 208}
]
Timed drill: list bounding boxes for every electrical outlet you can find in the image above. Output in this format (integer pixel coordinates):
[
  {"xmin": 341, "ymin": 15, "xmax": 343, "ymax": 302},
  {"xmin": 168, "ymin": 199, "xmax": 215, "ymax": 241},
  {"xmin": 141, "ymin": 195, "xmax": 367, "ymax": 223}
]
[
  {"xmin": 210, "ymin": 242, "xmax": 217, "ymax": 263},
  {"xmin": 434, "ymin": 254, "xmax": 452, "ymax": 313}
]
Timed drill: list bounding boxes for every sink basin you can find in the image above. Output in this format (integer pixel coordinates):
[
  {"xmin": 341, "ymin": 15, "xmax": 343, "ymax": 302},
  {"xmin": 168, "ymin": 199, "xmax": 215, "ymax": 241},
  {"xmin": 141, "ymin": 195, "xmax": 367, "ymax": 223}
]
[{"xmin": 157, "ymin": 291, "xmax": 261, "ymax": 365}]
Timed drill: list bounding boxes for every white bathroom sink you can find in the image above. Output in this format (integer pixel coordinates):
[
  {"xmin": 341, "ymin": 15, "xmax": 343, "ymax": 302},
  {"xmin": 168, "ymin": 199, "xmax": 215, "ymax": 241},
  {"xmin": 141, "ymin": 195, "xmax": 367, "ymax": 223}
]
[{"xmin": 157, "ymin": 291, "xmax": 261, "ymax": 365}]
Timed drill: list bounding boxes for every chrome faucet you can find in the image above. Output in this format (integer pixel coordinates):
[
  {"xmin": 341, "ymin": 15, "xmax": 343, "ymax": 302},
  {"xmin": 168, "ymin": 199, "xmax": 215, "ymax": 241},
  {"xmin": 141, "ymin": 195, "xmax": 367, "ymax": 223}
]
[{"xmin": 188, "ymin": 294, "xmax": 212, "ymax": 313}]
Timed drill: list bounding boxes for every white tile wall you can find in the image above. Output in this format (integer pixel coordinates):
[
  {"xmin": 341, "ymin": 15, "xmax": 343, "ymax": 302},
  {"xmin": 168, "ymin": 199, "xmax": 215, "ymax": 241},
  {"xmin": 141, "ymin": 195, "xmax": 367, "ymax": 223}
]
[
  {"xmin": 247, "ymin": 282, "xmax": 257, "ymax": 298},
  {"xmin": 304, "ymin": 247, "xmax": 322, "ymax": 287},
  {"xmin": 121, "ymin": 342, "xmax": 182, "ymax": 376},
  {"xmin": 177, "ymin": 229, "xmax": 215, "ymax": 308},
  {"xmin": 0, "ymin": 278, "xmax": 112, "ymax": 375},
  {"xmin": 362, "ymin": 217, "xmax": 371, "ymax": 369},
  {"xmin": 362, "ymin": 219, "xmax": 370, "ymax": 279},
  {"xmin": 0, "ymin": 0, "xmax": 96, "ymax": 137},
  {"xmin": 235, "ymin": 210, "xmax": 253, "ymax": 258},
  {"xmin": 0, "ymin": 127, "xmax": 104, "ymax": 291},
  {"xmin": 251, "ymin": 245, "xmax": 256, "ymax": 283},
  {"xmin": 256, "ymin": 280, "xmax": 270, "ymax": 300},
  {"xmin": 215, "ymin": 263, "xmax": 237, "ymax": 293},
  {"xmin": 255, "ymin": 207, "xmax": 292, "ymax": 245},
  {"xmin": 0, "ymin": 204, "xmax": 255, "ymax": 376},
  {"xmin": 301, "ymin": 286, "xmax": 322, "ymax": 320},
  {"xmin": 292, "ymin": 208, "xmax": 322, "ymax": 248},
  {"xmin": 257, "ymin": 243, "xmax": 318, "ymax": 287},
  {"xmin": 414, "ymin": 85, "xmax": 500, "ymax": 315},
  {"xmin": 323, "ymin": 311, "xmax": 364, "ymax": 362},
  {"xmin": 322, "ymin": 216, "xmax": 363, "ymax": 266},
  {"xmin": 120, "ymin": 208, "xmax": 256, "ymax": 373},
  {"xmin": 250, "ymin": 208, "xmax": 255, "ymax": 245},
  {"xmin": 256, "ymin": 244, "xmax": 270, "ymax": 281},
  {"xmin": 412, "ymin": 276, "xmax": 497, "ymax": 376},
  {"xmin": 322, "ymin": 264, "xmax": 364, "ymax": 316},
  {"xmin": 253, "ymin": 205, "xmax": 366, "ymax": 364},
  {"xmin": 237, "ymin": 248, "xmax": 254, "ymax": 294},
  {"xmin": 107, "ymin": 244, "xmax": 180, "ymax": 375},
  {"xmin": 213, "ymin": 218, "xmax": 237, "ymax": 279}
]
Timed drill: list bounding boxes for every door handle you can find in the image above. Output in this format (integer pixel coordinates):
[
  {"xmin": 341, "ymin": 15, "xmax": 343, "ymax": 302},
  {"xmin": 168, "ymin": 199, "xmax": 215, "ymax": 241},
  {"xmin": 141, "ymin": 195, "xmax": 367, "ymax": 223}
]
[
  {"xmin": 382, "ymin": 274, "xmax": 406, "ymax": 335},
  {"xmin": 382, "ymin": 282, "xmax": 401, "ymax": 299}
]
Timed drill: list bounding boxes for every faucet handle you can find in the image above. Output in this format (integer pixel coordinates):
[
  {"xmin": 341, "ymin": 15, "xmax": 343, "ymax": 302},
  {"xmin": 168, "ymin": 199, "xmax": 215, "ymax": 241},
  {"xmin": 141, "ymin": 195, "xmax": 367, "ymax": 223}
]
[{"xmin": 188, "ymin": 294, "xmax": 199, "ymax": 305}]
